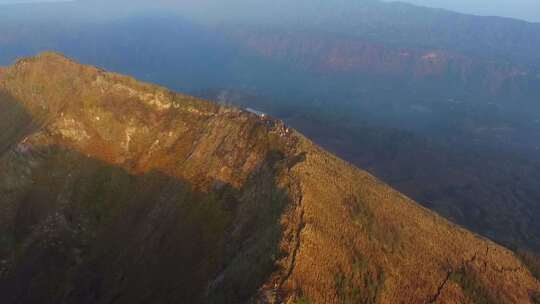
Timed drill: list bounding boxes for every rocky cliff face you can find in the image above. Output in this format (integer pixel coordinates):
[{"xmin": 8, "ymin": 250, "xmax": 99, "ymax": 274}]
[{"xmin": 0, "ymin": 53, "xmax": 538, "ymax": 303}]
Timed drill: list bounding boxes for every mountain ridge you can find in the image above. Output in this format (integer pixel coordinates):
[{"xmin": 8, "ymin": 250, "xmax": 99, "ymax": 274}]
[{"xmin": 0, "ymin": 52, "xmax": 539, "ymax": 303}]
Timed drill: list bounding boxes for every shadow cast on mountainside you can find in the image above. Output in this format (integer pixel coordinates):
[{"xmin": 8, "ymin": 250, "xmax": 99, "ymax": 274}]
[
  {"xmin": 0, "ymin": 141, "xmax": 293, "ymax": 304},
  {"xmin": 0, "ymin": 90, "xmax": 40, "ymax": 155}
]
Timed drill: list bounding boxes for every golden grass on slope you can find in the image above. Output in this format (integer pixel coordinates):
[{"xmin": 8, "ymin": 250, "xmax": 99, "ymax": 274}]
[
  {"xmin": 273, "ymin": 133, "xmax": 540, "ymax": 303},
  {"xmin": 0, "ymin": 52, "xmax": 538, "ymax": 304}
]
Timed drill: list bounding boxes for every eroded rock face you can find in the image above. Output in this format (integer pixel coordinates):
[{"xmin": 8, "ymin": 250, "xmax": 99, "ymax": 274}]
[{"xmin": 0, "ymin": 53, "xmax": 538, "ymax": 304}]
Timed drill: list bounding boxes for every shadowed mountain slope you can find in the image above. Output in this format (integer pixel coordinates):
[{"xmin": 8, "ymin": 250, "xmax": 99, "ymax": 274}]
[{"xmin": 0, "ymin": 53, "xmax": 538, "ymax": 303}]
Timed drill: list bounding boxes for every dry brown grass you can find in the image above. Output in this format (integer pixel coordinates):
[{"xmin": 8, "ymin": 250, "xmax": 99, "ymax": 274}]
[{"xmin": 0, "ymin": 52, "xmax": 538, "ymax": 304}]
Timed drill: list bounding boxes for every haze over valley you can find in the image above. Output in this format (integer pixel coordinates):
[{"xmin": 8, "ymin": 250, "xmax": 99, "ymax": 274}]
[{"xmin": 1, "ymin": 1, "xmax": 539, "ymax": 303}]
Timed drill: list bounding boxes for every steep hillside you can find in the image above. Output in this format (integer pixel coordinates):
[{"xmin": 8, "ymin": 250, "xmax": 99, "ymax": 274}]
[
  {"xmin": 198, "ymin": 89, "xmax": 540, "ymax": 254},
  {"xmin": 0, "ymin": 53, "xmax": 538, "ymax": 303}
]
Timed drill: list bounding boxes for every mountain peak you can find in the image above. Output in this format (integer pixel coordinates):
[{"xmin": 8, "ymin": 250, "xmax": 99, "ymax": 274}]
[
  {"xmin": 31, "ymin": 50, "xmax": 72, "ymax": 61},
  {"xmin": 0, "ymin": 53, "xmax": 539, "ymax": 303},
  {"xmin": 0, "ymin": 52, "xmax": 294, "ymax": 188},
  {"xmin": 13, "ymin": 51, "xmax": 76, "ymax": 68}
]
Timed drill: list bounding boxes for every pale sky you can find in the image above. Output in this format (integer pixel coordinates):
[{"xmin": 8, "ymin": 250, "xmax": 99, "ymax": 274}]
[
  {"xmin": 386, "ymin": 0, "xmax": 540, "ymax": 22},
  {"xmin": 0, "ymin": 0, "xmax": 72, "ymax": 3},
  {"xmin": 1, "ymin": 0, "xmax": 538, "ymax": 23}
]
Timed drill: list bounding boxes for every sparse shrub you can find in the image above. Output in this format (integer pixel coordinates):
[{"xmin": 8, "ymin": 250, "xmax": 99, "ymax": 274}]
[
  {"xmin": 0, "ymin": 234, "xmax": 16, "ymax": 257},
  {"xmin": 532, "ymin": 292, "xmax": 540, "ymax": 304},
  {"xmin": 296, "ymin": 296, "xmax": 311, "ymax": 304},
  {"xmin": 516, "ymin": 250, "xmax": 540, "ymax": 281},
  {"xmin": 334, "ymin": 255, "xmax": 385, "ymax": 304},
  {"xmin": 345, "ymin": 195, "xmax": 375, "ymax": 235},
  {"xmin": 449, "ymin": 266, "xmax": 500, "ymax": 304},
  {"xmin": 345, "ymin": 194, "xmax": 400, "ymax": 252}
]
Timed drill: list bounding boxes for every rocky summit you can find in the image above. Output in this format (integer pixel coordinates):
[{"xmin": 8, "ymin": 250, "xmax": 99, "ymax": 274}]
[{"xmin": 0, "ymin": 53, "xmax": 539, "ymax": 303}]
